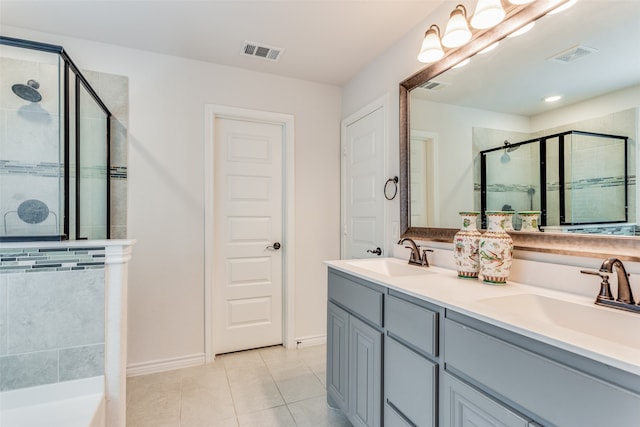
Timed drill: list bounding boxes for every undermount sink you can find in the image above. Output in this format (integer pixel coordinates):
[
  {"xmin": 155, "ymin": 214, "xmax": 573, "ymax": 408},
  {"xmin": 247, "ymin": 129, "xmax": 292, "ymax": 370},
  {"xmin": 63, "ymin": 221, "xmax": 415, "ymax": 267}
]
[
  {"xmin": 344, "ymin": 258, "xmax": 433, "ymax": 277},
  {"xmin": 479, "ymin": 293, "xmax": 640, "ymax": 348}
]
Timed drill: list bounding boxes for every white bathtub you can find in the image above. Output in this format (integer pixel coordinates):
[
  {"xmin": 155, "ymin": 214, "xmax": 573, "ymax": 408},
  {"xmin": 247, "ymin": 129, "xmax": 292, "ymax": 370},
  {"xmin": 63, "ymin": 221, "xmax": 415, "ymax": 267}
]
[{"xmin": 0, "ymin": 376, "xmax": 105, "ymax": 427}]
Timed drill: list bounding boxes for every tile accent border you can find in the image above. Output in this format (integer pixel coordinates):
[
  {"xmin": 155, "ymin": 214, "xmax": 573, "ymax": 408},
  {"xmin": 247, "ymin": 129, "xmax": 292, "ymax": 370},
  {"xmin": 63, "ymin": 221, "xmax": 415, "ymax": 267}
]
[{"xmin": 0, "ymin": 246, "xmax": 106, "ymax": 274}]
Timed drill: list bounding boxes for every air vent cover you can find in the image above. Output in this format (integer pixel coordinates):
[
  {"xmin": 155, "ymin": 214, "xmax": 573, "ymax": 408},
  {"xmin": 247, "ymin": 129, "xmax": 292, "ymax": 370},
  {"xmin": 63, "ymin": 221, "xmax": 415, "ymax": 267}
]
[
  {"xmin": 419, "ymin": 80, "xmax": 449, "ymax": 91},
  {"xmin": 548, "ymin": 45, "xmax": 598, "ymax": 64},
  {"xmin": 242, "ymin": 41, "xmax": 283, "ymax": 62}
]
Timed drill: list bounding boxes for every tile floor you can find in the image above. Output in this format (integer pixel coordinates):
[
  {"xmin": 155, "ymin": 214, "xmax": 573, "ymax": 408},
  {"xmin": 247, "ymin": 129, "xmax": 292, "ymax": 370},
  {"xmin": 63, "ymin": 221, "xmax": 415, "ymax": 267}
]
[{"xmin": 126, "ymin": 344, "xmax": 351, "ymax": 427}]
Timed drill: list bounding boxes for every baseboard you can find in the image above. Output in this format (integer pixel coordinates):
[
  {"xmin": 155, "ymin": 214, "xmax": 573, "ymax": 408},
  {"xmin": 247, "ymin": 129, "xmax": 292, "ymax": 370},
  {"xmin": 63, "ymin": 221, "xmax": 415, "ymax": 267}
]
[
  {"xmin": 295, "ymin": 335, "xmax": 326, "ymax": 348},
  {"xmin": 126, "ymin": 353, "xmax": 205, "ymax": 377}
]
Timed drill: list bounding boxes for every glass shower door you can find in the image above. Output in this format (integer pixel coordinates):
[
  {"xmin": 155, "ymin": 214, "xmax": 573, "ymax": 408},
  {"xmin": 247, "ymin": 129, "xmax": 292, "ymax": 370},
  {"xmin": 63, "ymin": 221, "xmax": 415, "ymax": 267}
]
[{"xmin": 77, "ymin": 80, "xmax": 109, "ymax": 240}]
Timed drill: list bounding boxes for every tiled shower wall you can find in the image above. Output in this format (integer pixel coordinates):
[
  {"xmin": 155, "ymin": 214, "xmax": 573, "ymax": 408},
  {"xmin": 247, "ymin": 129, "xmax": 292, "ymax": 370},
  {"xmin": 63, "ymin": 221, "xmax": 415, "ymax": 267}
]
[
  {"xmin": 0, "ymin": 246, "xmax": 106, "ymax": 391},
  {"xmin": 0, "ymin": 56, "xmax": 128, "ymax": 239}
]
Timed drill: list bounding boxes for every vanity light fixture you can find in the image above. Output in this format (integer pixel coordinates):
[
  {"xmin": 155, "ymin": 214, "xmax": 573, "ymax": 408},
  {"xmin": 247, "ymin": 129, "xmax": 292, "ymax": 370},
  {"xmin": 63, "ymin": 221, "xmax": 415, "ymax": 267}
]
[
  {"xmin": 507, "ymin": 21, "xmax": 535, "ymax": 37},
  {"xmin": 471, "ymin": 0, "xmax": 506, "ymax": 30},
  {"xmin": 544, "ymin": 95, "xmax": 562, "ymax": 103},
  {"xmin": 442, "ymin": 5, "xmax": 472, "ymax": 48},
  {"xmin": 417, "ymin": 25, "xmax": 445, "ymax": 63}
]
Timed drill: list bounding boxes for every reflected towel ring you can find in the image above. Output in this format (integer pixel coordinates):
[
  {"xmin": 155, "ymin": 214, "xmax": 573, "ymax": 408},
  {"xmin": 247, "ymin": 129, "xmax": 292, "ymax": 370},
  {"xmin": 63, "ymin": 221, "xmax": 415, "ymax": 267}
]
[{"xmin": 384, "ymin": 176, "xmax": 399, "ymax": 200}]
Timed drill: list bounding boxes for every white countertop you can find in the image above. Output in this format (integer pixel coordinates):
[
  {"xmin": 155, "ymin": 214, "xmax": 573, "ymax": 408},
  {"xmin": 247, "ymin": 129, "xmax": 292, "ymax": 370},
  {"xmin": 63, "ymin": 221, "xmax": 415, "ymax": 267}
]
[{"xmin": 326, "ymin": 258, "xmax": 640, "ymax": 376}]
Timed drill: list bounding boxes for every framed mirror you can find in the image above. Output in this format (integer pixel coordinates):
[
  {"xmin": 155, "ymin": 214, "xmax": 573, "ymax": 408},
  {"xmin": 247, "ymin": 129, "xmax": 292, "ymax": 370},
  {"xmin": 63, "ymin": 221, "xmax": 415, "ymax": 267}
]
[{"xmin": 400, "ymin": 0, "xmax": 640, "ymax": 261}]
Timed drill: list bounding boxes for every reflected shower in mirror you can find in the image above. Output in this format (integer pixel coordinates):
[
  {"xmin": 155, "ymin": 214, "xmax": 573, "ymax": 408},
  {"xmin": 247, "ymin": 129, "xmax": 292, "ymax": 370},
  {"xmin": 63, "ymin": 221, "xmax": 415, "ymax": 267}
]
[{"xmin": 404, "ymin": 0, "xmax": 640, "ymax": 237}]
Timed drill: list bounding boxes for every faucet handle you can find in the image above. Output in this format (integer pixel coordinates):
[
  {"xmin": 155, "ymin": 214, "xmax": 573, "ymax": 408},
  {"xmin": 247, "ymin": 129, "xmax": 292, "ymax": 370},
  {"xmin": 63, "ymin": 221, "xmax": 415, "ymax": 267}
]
[
  {"xmin": 581, "ymin": 269, "xmax": 614, "ymax": 303},
  {"xmin": 421, "ymin": 248, "xmax": 434, "ymax": 267}
]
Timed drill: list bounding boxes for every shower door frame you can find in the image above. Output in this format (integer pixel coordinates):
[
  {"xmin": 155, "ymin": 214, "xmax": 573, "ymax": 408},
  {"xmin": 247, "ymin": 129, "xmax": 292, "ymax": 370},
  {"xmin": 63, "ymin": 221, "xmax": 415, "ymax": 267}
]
[
  {"xmin": 0, "ymin": 36, "xmax": 112, "ymax": 241},
  {"xmin": 480, "ymin": 130, "xmax": 629, "ymax": 229}
]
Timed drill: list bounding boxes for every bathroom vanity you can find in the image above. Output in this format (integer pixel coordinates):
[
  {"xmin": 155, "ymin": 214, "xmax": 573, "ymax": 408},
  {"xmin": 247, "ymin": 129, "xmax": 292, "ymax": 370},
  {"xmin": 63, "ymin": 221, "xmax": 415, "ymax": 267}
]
[{"xmin": 325, "ymin": 258, "xmax": 640, "ymax": 427}]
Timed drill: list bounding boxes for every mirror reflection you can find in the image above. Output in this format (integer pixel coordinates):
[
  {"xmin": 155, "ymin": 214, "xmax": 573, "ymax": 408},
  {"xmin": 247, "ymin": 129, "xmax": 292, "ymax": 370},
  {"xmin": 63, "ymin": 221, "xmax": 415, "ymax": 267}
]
[{"xmin": 408, "ymin": 0, "xmax": 640, "ymax": 236}]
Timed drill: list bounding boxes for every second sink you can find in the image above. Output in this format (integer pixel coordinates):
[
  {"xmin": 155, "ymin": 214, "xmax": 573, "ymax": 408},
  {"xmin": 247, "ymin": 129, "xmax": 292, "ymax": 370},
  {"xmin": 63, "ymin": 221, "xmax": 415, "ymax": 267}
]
[{"xmin": 479, "ymin": 293, "xmax": 640, "ymax": 349}]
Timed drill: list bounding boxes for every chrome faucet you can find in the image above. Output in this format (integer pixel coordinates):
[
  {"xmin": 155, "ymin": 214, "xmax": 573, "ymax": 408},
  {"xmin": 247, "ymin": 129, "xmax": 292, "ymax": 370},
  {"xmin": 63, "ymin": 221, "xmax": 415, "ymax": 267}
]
[
  {"xmin": 581, "ymin": 257, "xmax": 639, "ymax": 313},
  {"xmin": 397, "ymin": 238, "xmax": 432, "ymax": 267}
]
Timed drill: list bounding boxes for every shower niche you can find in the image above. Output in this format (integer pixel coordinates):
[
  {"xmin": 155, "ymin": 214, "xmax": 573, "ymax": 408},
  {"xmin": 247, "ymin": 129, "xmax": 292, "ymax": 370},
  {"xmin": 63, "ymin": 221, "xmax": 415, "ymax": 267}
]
[
  {"xmin": 479, "ymin": 130, "xmax": 629, "ymax": 230},
  {"xmin": 1, "ymin": 36, "xmax": 111, "ymax": 241}
]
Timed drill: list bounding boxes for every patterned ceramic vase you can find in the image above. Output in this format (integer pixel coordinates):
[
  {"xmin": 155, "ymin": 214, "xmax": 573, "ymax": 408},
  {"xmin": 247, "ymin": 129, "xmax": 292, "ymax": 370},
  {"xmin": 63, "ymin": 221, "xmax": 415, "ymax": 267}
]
[
  {"xmin": 519, "ymin": 211, "xmax": 541, "ymax": 232},
  {"xmin": 502, "ymin": 210, "xmax": 515, "ymax": 231},
  {"xmin": 479, "ymin": 211, "xmax": 514, "ymax": 284},
  {"xmin": 453, "ymin": 211, "xmax": 481, "ymax": 278}
]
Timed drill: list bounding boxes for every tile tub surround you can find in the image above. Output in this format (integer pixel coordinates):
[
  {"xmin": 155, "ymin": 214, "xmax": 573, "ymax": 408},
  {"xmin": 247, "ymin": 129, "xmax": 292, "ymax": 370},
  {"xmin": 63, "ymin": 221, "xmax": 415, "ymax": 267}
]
[
  {"xmin": 0, "ymin": 239, "xmax": 134, "ymax": 427},
  {"xmin": 0, "ymin": 256, "xmax": 105, "ymax": 391}
]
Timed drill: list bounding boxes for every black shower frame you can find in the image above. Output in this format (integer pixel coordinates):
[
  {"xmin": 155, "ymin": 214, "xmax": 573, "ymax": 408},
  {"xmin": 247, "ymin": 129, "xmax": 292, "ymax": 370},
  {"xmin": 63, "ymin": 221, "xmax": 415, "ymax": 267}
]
[
  {"xmin": 0, "ymin": 36, "xmax": 112, "ymax": 241},
  {"xmin": 480, "ymin": 130, "xmax": 628, "ymax": 229}
]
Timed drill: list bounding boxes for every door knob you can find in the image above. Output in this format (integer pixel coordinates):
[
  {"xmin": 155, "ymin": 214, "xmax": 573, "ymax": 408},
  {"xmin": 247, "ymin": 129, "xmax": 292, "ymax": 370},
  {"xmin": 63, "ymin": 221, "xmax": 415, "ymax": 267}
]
[
  {"xmin": 266, "ymin": 242, "xmax": 281, "ymax": 250},
  {"xmin": 367, "ymin": 247, "xmax": 382, "ymax": 256}
]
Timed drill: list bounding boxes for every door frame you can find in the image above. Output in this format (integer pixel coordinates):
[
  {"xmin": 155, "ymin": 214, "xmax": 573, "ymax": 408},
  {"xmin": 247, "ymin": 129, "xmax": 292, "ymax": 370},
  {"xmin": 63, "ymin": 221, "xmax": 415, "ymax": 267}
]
[
  {"xmin": 340, "ymin": 95, "xmax": 388, "ymax": 259},
  {"xmin": 204, "ymin": 104, "xmax": 295, "ymax": 361},
  {"xmin": 410, "ymin": 130, "xmax": 439, "ymax": 227}
]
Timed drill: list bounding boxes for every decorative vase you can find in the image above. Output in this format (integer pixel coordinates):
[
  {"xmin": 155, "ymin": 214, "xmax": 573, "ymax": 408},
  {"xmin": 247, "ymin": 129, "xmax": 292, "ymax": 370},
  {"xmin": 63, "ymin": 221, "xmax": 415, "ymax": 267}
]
[
  {"xmin": 519, "ymin": 211, "xmax": 541, "ymax": 232},
  {"xmin": 479, "ymin": 211, "xmax": 514, "ymax": 284},
  {"xmin": 453, "ymin": 211, "xmax": 481, "ymax": 278}
]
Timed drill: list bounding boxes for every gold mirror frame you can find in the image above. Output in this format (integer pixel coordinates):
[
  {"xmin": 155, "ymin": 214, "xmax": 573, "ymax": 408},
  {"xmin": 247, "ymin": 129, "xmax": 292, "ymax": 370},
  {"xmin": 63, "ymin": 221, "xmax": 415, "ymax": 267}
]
[{"xmin": 399, "ymin": 0, "xmax": 640, "ymax": 262}]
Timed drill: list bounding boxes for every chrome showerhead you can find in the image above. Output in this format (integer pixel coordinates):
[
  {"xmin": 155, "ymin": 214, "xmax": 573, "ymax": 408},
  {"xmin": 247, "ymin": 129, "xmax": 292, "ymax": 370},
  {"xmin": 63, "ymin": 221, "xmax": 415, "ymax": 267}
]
[
  {"xmin": 12, "ymin": 79, "xmax": 42, "ymax": 102},
  {"xmin": 504, "ymin": 140, "xmax": 519, "ymax": 152}
]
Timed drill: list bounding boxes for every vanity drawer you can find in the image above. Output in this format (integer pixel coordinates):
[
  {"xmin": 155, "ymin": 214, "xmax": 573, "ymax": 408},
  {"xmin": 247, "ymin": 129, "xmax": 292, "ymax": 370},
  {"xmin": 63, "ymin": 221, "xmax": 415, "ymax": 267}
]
[
  {"xmin": 385, "ymin": 293, "xmax": 438, "ymax": 357},
  {"xmin": 444, "ymin": 318, "xmax": 640, "ymax": 427},
  {"xmin": 385, "ymin": 336, "xmax": 437, "ymax": 427},
  {"xmin": 328, "ymin": 268, "xmax": 384, "ymax": 327}
]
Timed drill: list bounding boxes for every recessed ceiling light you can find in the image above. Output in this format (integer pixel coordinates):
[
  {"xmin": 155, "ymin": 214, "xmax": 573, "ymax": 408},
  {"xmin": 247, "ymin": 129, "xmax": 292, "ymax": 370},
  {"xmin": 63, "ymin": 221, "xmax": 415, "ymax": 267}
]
[
  {"xmin": 453, "ymin": 58, "xmax": 471, "ymax": 68},
  {"xmin": 548, "ymin": 0, "xmax": 579, "ymax": 15},
  {"xmin": 507, "ymin": 21, "xmax": 535, "ymax": 37},
  {"xmin": 544, "ymin": 95, "xmax": 562, "ymax": 103},
  {"xmin": 479, "ymin": 42, "xmax": 500, "ymax": 54}
]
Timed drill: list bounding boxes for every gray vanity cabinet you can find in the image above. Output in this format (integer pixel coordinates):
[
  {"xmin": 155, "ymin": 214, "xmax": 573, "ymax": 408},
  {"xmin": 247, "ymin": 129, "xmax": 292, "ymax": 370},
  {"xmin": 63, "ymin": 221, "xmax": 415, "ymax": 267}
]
[
  {"xmin": 327, "ymin": 268, "xmax": 384, "ymax": 427},
  {"xmin": 443, "ymin": 373, "xmax": 530, "ymax": 427},
  {"xmin": 444, "ymin": 312, "xmax": 640, "ymax": 427},
  {"xmin": 327, "ymin": 267, "xmax": 640, "ymax": 427},
  {"xmin": 384, "ymin": 292, "xmax": 439, "ymax": 427}
]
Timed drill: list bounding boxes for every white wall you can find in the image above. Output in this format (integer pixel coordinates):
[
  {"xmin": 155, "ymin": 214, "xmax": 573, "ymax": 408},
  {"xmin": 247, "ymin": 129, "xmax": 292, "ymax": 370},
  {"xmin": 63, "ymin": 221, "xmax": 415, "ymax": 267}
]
[{"xmin": 3, "ymin": 26, "xmax": 342, "ymax": 367}]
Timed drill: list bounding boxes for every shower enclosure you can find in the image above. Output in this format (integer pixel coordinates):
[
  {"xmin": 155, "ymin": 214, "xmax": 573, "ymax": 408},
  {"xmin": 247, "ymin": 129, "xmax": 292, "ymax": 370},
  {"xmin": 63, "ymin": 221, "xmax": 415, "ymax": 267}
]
[
  {"xmin": 480, "ymin": 130, "xmax": 628, "ymax": 229},
  {"xmin": 0, "ymin": 36, "xmax": 111, "ymax": 241}
]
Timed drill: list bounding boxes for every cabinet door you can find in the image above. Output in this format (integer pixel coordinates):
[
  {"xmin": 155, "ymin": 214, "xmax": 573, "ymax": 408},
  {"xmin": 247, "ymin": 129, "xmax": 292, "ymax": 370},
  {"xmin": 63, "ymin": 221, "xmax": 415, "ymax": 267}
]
[
  {"xmin": 327, "ymin": 302, "xmax": 349, "ymax": 411},
  {"xmin": 443, "ymin": 373, "xmax": 529, "ymax": 427},
  {"xmin": 385, "ymin": 336, "xmax": 437, "ymax": 427},
  {"xmin": 349, "ymin": 315, "xmax": 383, "ymax": 427}
]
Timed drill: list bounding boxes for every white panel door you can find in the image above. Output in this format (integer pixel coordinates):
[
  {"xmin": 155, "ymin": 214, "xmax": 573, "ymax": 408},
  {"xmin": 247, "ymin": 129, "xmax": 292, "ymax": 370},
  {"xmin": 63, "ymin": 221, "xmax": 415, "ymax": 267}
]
[
  {"xmin": 214, "ymin": 117, "xmax": 283, "ymax": 354},
  {"xmin": 344, "ymin": 107, "xmax": 385, "ymax": 259}
]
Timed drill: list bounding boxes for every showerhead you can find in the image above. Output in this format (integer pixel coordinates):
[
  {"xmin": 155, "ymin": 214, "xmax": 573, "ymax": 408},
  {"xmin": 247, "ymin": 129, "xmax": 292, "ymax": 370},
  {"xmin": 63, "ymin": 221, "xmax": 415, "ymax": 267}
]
[
  {"xmin": 504, "ymin": 140, "xmax": 519, "ymax": 152},
  {"xmin": 12, "ymin": 79, "xmax": 42, "ymax": 102}
]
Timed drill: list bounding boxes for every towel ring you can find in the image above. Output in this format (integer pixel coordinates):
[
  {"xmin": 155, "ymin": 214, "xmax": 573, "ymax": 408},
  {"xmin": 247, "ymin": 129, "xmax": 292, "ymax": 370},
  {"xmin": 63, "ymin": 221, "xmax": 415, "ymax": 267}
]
[{"xmin": 384, "ymin": 176, "xmax": 398, "ymax": 200}]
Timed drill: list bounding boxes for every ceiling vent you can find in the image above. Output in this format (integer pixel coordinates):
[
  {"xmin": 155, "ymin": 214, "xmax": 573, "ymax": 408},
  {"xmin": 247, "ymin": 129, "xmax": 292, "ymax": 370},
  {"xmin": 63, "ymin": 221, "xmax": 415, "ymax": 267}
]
[
  {"xmin": 548, "ymin": 45, "xmax": 598, "ymax": 64},
  {"xmin": 419, "ymin": 80, "xmax": 450, "ymax": 91},
  {"xmin": 242, "ymin": 41, "xmax": 283, "ymax": 62}
]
